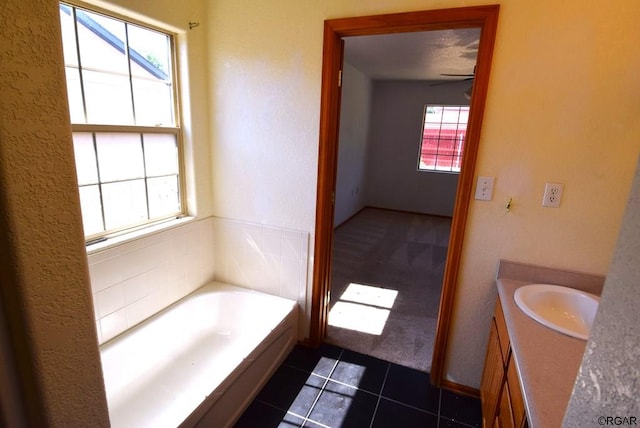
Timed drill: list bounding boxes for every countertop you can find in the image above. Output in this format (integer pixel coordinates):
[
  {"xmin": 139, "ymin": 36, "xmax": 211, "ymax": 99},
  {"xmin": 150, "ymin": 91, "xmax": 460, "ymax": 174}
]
[{"xmin": 495, "ymin": 260, "xmax": 605, "ymax": 428}]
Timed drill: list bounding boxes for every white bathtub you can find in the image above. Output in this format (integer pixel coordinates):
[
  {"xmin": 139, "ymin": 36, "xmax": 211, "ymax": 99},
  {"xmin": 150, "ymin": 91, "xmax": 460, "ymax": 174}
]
[{"xmin": 99, "ymin": 282, "xmax": 298, "ymax": 428}]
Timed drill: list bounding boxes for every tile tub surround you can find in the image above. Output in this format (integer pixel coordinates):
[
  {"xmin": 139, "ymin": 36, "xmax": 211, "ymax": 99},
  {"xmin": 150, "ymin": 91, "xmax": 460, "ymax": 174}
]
[
  {"xmin": 88, "ymin": 216, "xmax": 309, "ymax": 344},
  {"xmin": 89, "ymin": 218, "xmax": 216, "ymax": 344},
  {"xmin": 212, "ymin": 217, "xmax": 309, "ymax": 310},
  {"xmin": 235, "ymin": 344, "xmax": 483, "ymax": 428},
  {"xmin": 495, "ymin": 260, "xmax": 606, "ymax": 428}
]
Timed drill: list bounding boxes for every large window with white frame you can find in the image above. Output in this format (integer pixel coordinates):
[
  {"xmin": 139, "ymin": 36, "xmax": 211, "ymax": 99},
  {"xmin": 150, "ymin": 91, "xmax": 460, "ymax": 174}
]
[{"xmin": 59, "ymin": 2, "xmax": 183, "ymax": 241}]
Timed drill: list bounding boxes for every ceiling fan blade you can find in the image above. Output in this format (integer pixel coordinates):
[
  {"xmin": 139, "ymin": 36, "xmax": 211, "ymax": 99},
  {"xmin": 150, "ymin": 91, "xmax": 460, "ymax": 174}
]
[
  {"xmin": 430, "ymin": 76, "xmax": 474, "ymax": 86},
  {"xmin": 440, "ymin": 73, "xmax": 475, "ymax": 77}
]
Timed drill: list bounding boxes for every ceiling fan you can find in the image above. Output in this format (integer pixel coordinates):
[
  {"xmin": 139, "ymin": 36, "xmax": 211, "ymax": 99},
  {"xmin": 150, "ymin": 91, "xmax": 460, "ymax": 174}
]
[{"xmin": 430, "ymin": 66, "xmax": 475, "ymax": 99}]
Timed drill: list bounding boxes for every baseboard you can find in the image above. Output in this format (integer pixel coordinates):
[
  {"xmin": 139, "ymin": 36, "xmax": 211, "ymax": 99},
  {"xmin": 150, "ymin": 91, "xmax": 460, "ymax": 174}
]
[
  {"xmin": 440, "ymin": 379, "xmax": 480, "ymax": 398},
  {"xmin": 366, "ymin": 205, "xmax": 453, "ymax": 220},
  {"xmin": 334, "ymin": 205, "xmax": 452, "ymax": 230},
  {"xmin": 333, "ymin": 206, "xmax": 366, "ymax": 230}
]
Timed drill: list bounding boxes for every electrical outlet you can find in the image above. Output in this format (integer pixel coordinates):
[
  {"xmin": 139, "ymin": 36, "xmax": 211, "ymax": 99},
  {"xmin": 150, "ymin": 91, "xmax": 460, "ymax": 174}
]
[
  {"xmin": 475, "ymin": 176, "xmax": 495, "ymax": 201},
  {"xmin": 542, "ymin": 182, "xmax": 563, "ymax": 207}
]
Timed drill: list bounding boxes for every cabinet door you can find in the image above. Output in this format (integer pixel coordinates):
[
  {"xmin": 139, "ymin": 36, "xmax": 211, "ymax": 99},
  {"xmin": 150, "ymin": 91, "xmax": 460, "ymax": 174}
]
[
  {"xmin": 494, "ymin": 299, "xmax": 510, "ymax": 363},
  {"xmin": 481, "ymin": 320, "xmax": 505, "ymax": 427},
  {"xmin": 507, "ymin": 357, "xmax": 526, "ymax": 428},
  {"xmin": 498, "ymin": 382, "xmax": 515, "ymax": 428}
]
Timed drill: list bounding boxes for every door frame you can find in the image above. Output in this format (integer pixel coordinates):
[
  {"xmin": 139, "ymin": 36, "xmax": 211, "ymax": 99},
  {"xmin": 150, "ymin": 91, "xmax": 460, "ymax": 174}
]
[{"xmin": 309, "ymin": 5, "xmax": 500, "ymax": 387}]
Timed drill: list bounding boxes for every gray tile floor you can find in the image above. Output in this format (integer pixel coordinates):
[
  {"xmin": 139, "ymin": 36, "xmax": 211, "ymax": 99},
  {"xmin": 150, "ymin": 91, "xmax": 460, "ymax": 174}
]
[{"xmin": 234, "ymin": 344, "xmax": 482, "ymax": 428}]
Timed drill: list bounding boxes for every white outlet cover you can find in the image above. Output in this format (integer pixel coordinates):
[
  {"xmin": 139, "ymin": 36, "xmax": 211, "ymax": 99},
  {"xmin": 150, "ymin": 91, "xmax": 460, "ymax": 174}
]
[
  {"xmin": 542, "ymin": 182, "xmax": 564, "ymax": 207},
  {"xmin": 475, "ymin": 176, "xmax": 495, "ymax": 201}
]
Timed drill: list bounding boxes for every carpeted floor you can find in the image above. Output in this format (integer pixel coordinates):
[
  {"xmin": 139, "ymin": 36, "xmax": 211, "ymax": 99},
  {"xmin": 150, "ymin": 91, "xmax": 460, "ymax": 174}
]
[{"xmin": 326, "ymin": 207, "xmax": 451, "ymax": 373}]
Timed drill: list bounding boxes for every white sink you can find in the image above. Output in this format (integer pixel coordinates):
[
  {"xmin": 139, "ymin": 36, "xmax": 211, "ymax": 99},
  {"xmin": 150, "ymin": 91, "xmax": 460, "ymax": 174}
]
[{"xmin": 514, "ymin": 284, "xmax": 600, "ymax": 340}]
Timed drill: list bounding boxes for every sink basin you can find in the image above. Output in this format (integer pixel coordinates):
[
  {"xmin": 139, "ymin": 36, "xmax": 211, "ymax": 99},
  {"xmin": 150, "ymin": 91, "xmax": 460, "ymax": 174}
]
[{"xmin": 514, "ymin": 284, "xmax": 600, "ymax": 340}]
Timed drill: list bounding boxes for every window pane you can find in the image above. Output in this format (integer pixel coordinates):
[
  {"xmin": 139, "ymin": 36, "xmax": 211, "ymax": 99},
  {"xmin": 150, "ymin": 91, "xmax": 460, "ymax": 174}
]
[
  {"xmin": 102, "ymin": 180, "xmax": 148, "ymax": 230},
  {"xmin": 148, "ymin": 176, "xmax": 179, "ymax": 218},
  {"xmin": 65, "ymin": 67, "xmax": 85, "ymax": 123},
  {"xmin": 75, "ymin": 9, "xmax": 128, "ymax": 75},
  {"xmin": 59, "ymin": 4, "xmax": 79, "ymax": 66},
  {"xmin": 72, "ymin": 133, "xmax": 98, "ymax": 185},
  {"xmin": 458, "ymin": 109, "xmax": 469, "ymax": 124},
  {"xmin": 83, "ymin": 71, "xmax": 134, "ymax": 125},
  {"xmin": 441, "ymin": 106, "xmax": 462, "ymax": 123},
  {"xmin": 424, "ymin": 106, "xmax": 443, "ymax": 124},
  {"xmin": 127, "ymin": 24, "xmax": 171, "ymax": 79},
  {"xmin": 143, "ymin": 134, "xmax": 178, "ymax": 176},
  {"xmin": 132, "ymin": 79, "xmax": 174, "ymax": 126},
  {"xmin": 78, "ymin": 185, "xmax": 104, "ymax": 236},
  {"xmin": 96, "ymin": 133, "xmax": 144, "ymax": 181}
]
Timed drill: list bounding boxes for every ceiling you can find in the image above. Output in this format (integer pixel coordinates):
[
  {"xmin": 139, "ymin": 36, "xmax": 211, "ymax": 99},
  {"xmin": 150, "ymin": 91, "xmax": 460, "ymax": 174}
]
[{"xmin": 343, "ymin": 28, "xmax": 481, "ymax": 81}]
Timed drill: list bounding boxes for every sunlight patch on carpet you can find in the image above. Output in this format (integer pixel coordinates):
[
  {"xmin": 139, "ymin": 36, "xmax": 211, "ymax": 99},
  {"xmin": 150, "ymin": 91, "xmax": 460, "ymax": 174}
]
[{"xmin": 328, "ymin": 283, "xmax": 398, "ymax": 335}]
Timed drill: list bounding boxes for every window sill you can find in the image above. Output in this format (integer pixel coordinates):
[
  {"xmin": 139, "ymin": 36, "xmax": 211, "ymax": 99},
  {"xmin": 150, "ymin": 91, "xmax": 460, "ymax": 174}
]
[{"xmin": 85, "ymin": 216, "xmax": 196, "ymax": 255}]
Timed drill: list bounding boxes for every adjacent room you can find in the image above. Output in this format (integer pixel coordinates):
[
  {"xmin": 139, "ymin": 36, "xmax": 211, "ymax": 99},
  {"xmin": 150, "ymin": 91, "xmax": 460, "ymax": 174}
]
[{"xmin": 326, "ymin": 29, "xmax": 479, "ymax": 373}]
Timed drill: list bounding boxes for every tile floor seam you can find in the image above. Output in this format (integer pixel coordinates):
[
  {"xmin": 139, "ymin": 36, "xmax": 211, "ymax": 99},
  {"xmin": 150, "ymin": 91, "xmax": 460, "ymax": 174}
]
[
  {"xmin": 302, "ymin": 416, "xmax": 332, "ymax": 428},
  {"xmin": 369, "ymin": 363, "xmax": 391, "ymax": 428},
  {"xmin": 253, "ymin": 398, "xmax": 308, "ymax": 420},
  {"xmin": 300, "ymin": 349, "xmax": 344, "ymax": 427},
  {"xmin": 376, "ymin": 396, "xmax": 440, "ymax": 417},
  {"xmin": 322, "ymin": 378, "xmax": 383, "ymax": 398},
  {"xmin": 439, "ymin": 415, "xmax": 481, "ymax": 428},
  {"xmin": 437, "ymin": 388, "xmax": 442, "ymax": 428}
]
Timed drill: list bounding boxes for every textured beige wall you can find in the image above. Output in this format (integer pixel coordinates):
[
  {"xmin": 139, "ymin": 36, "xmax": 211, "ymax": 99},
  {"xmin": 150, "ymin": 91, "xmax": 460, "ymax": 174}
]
[
  {"xmin": 206, "ymin": 0, "xmax": 640, "ymax": 388},
  {"xmin": 0, "ymin": 0, "xmax": 109, "ymax": 425}
]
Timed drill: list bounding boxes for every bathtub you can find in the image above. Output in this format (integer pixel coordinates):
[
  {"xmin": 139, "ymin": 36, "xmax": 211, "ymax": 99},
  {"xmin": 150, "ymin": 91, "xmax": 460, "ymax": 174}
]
[{"xmin": 99, "ymin": 281, "xmax": 298, "ymax": 428}]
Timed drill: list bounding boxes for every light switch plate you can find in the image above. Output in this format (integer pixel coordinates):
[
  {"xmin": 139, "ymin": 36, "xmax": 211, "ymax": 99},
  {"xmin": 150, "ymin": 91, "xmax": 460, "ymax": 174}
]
[{"xmin": 475, "ymin": 176, "xmax": 495, "ymax": 201}]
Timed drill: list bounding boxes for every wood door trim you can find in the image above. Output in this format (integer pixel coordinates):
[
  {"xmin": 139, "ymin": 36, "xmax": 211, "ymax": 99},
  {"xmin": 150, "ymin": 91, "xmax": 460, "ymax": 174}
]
[{"xmin": 310, "ymin": 5, "xmax": 500, "ymax": 387}]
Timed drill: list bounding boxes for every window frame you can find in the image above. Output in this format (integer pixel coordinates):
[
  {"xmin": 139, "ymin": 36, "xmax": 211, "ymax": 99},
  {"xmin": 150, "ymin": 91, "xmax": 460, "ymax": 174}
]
[
  {"xmin": 417, "ymin": 104, "xmax": 470, "ymax": 174},
  {"xmin": 60, "ymin": 1, "xmax": 187, "ymax": 243}
]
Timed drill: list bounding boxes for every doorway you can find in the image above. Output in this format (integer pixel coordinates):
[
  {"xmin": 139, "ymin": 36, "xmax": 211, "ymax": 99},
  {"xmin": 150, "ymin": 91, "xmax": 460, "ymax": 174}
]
[{"xmin": 310, "ymin": 5, "xmax": 499, "ymax": 388}]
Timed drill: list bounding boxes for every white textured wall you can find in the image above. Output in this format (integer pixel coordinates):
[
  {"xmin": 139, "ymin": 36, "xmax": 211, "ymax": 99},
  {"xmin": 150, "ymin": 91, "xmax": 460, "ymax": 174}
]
[
  {"xmin": 366, "ymin": 80, "xmax": 466, "ymax": 216},
  {"xmin": 0, "ymin": 0, "xmax": 109, "ymax": 425},
  {"xmin": 563, "ymin": 156, "xmax": 640, "ymax": 426},
  {"xmin": 334, "ymin": 63, "xmax": 372, "ymax": 226}
]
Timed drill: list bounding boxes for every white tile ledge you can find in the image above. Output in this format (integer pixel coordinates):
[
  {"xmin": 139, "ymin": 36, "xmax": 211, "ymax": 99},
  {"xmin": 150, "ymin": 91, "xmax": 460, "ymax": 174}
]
[{"xmin": 86, "ymin": 216, "xmax": 200, "ymax": 255}]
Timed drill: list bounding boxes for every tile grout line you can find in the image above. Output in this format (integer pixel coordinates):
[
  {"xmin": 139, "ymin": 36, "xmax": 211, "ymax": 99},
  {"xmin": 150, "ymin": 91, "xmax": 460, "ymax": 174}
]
[
  {"xmin": 368, "ymin": 363, "xmax": 391, "ymax": 428},
  {"xmin": 301, "ymin": 349, "xmax": 344, "ymax": 427}
]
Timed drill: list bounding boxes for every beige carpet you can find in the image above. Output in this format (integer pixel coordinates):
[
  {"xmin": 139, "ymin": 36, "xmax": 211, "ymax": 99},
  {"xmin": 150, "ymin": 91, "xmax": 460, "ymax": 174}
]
[{"xmin": 326, "ymin": 208, "xmax": 451, "ymax": 373}]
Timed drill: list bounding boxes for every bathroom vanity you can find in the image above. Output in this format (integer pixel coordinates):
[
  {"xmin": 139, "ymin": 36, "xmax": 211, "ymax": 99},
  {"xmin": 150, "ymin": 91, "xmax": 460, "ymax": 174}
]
[
  {"xmin": 480, "ymin": 260, "xmax": 605, "ymax": 428},
  {"xmin": 481, "ymin": 298, "xmax": 527, "ymax": 428}
]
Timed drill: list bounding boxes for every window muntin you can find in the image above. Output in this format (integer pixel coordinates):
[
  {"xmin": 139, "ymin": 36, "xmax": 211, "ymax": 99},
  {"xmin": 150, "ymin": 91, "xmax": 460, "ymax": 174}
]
[
  {"xmin": 418, "ymin": 105, "xmax": 469, "ymax": 173},
  {"xmin": 59, "ymin": 3, "xmax": 183, "ymax": 240}
]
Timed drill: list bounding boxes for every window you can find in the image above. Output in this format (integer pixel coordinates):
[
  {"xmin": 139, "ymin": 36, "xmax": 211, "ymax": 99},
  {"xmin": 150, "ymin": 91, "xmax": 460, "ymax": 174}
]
[
  {"xmin": 59, "ymin": 3, "xmax": 183, "ymax": 240},
  {"xmin": 418, "ymin": 105, "xmax": 469, "ymax": 173}
]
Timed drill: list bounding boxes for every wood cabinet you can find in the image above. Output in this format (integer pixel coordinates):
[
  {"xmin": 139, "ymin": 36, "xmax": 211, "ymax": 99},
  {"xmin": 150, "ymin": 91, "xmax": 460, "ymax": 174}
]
[{"xmin": 481, "ymin": 299, "xmax": 528, "ymax": 428}]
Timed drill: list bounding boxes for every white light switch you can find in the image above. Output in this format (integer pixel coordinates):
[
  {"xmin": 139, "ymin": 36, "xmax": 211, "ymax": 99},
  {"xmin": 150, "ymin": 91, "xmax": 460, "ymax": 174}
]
[{"xmin": 475, "ymin": 176, "xmax": 495, "ymax": 201}]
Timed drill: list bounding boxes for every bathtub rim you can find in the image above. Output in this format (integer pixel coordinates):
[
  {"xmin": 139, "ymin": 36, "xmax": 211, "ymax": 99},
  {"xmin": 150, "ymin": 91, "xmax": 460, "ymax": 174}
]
[{"xmin": 99, "ymin": 280, "xmax": 299, "ymax": 428}]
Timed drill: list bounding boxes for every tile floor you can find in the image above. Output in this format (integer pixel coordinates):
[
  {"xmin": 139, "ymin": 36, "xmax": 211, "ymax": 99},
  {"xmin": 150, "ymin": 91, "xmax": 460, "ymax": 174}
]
[{"xmin": 234, "ymin": 344, "xmax": 482, "ymax": 428}]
